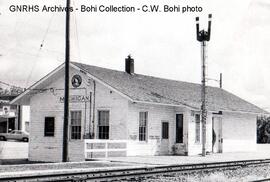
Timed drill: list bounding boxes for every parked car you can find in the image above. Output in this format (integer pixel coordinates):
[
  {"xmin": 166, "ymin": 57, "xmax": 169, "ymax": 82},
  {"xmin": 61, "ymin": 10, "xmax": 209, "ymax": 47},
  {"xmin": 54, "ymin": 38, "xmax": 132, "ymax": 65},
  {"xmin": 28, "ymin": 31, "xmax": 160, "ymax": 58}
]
[{"xmin": 0, "ymin": 130, "xmax": 29, "ymax": 142}]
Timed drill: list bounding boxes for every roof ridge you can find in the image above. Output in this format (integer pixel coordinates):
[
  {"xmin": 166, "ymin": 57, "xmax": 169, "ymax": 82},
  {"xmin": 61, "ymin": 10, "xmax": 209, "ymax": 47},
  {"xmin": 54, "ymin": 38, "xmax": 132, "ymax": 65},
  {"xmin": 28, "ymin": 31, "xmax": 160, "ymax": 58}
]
[{"xmin": 71, "ymin": 61, "xmax": 220, "ymax": 89}]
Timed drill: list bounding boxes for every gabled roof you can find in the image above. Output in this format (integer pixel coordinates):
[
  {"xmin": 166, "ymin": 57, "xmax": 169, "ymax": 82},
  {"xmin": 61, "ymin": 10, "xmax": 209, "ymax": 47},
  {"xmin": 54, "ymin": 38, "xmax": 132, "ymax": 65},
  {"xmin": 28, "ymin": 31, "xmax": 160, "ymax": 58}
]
[
  {"xmin": 11, "ymin": 61, "xmax": 268, "ymax": 114},
  {"xmin": 73, "ymin": 62, "xmax": 268, "ymax": 114}
]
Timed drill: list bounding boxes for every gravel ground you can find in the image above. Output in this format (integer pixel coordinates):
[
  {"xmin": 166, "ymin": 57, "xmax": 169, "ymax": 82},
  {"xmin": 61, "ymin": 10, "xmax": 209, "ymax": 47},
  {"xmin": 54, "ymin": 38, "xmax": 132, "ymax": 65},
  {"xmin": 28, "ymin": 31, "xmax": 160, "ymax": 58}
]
[{"xmin": 139, "ymin": 164, "xmax": 270, "ymax": 182}]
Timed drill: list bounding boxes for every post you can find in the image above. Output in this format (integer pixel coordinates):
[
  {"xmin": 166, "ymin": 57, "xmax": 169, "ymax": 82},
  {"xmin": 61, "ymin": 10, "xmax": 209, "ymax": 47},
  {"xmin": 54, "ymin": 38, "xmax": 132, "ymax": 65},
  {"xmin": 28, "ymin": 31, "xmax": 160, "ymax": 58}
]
[
  {"xmin": 17, "ymin": 105, "xmax": 21, "ymax": 130},
  {"xmin": 201, "ymin": 41, "xmax": 207, "ymax": 157},
  {"xmin": 219, "ymin": 73, "xmax": 222, "ymax": 88},
  {"xmin": 196, "ymin": 14, "xmax": 212, "ymax": 157},
  {"xmin": 62, "ymin": 0, "xmax": 70, "ymax": 162}
]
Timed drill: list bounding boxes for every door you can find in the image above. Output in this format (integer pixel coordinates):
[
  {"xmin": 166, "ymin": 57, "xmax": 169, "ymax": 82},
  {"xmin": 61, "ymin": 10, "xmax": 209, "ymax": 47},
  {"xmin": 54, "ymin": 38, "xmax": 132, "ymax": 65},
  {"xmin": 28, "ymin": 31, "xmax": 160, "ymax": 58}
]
[
  {"xmin": 160, "ymin": 121, "xmax": 169, "ymax": 154},
  {"xmin": 176, "ymin": 114, "xmax": 184, "ymax": 143},
  {"xmin": 8, "ymin": 118, "xmax": 15, "ymax": 132},
  {"xmin": 212, "ymin": 117, "xmax": 223, "ymax": 153}
]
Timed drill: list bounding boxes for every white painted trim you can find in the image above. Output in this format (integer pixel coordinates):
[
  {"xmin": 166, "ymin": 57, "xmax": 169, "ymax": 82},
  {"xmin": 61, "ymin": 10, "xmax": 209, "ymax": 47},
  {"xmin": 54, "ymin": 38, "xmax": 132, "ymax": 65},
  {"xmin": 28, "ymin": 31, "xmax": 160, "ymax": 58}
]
[
  {"xmin": 10, "ymin": 63, "xmax": 65, "ymax": 104},
  {"xmin": 70, "ymin": 63, "xmax": 134, "ymax": 102}
]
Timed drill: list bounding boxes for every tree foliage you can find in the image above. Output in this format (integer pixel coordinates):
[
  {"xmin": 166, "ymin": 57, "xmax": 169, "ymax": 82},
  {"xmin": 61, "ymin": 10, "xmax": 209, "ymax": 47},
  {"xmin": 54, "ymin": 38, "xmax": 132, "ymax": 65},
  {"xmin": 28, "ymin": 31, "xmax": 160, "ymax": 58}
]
[
  {"xmin": 0, "ymin": 86, "xmax": 23, "ymax": 96},
  {"xmin": 257, "ymin": 116, "xmax": 270, "ymax": 143}
]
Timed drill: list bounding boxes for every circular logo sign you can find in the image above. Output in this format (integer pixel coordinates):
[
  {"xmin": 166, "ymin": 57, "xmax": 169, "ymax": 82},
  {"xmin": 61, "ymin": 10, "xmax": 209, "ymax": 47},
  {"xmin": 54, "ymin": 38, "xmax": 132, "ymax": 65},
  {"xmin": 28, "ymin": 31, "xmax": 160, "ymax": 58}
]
[{"xmin": 71, "ymin": 75, "xmax": 82, "ymax": 88}]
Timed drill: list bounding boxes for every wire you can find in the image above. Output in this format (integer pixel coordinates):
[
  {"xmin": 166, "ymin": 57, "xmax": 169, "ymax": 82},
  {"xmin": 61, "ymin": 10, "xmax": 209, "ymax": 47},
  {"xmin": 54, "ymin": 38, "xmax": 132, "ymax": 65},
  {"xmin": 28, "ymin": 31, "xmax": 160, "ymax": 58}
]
[
  {"xmin": 0, "ymin": 80, "xmax": 23, "ymax": 88},
  {"xmin": 40, "ymin": 13, "xmax": 56, "ymax": 49},
  {"xmin": 72, "ymin": 0, "xmax": 81, "ymax": 61},
  {"xmin": 24, "ymin": 13, "xmax": 55, "ymax": 88}
]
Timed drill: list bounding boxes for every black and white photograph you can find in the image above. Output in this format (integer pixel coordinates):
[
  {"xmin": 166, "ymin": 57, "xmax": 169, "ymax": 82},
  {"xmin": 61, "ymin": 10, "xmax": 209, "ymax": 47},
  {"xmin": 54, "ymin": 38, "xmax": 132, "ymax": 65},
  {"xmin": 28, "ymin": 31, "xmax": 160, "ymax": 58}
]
[{"xmin": 0, "ymin": 0, "xmax": 270, "ymax": 181}]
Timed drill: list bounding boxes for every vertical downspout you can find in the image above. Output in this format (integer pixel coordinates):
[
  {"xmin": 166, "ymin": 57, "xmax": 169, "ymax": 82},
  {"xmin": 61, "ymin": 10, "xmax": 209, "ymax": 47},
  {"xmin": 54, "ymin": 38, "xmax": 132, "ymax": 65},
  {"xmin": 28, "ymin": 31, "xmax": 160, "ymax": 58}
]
[
  {"xmin": 92, "ymin": 80, "xmax": 96, "ymax": 139},
  {"xmin": 84, "ymin": 88, "xmax": 87, "ymax": 138},
  {"xmin": 89, "ymin": 92, "xmax": 92, "ymax": 138}
]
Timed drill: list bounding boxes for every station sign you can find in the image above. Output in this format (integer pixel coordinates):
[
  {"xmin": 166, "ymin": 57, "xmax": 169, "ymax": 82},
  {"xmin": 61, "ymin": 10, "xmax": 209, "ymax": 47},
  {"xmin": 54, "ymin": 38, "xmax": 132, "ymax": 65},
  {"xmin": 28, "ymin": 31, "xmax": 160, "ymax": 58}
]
[
  {"xmin": 71, "ymin": 75, "xmax": 82, "ymax": 88},
  {"xmin": 59, "ymin": 95, "xmax": 90, "ymax": 103}
]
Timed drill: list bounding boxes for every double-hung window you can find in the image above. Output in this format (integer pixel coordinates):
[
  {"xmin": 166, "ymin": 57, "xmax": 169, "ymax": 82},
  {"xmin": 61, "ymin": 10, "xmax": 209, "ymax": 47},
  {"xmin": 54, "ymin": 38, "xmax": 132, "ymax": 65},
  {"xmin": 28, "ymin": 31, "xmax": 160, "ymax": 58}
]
[
  {"xmin": 98, "ymin": 110, "xmax": 109, "ymax": 139},
  {"xmin": 139, "ymin": 112, "xmax": 148, "ymax": 141},
  {"xmin": 70, "ymin": 111, "xmax": 82, "ymax": 139}
]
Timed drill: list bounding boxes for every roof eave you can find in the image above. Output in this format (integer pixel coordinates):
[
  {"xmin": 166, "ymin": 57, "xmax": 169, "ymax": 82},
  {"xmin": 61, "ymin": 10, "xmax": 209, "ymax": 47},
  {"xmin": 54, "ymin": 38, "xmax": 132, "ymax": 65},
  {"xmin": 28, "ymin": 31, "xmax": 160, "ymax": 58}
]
[{"xmin": 10, "ymin": 63, "xmax": 65, "ymax": 105}]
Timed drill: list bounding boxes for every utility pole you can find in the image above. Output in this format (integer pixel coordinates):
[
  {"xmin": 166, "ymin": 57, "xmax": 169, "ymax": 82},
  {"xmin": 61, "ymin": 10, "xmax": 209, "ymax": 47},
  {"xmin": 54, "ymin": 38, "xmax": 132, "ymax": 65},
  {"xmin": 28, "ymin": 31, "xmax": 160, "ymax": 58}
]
[
  {"xmin": 62, "ymin": 0, "xmax": 70, "ymax": 162},
  {"xmin": 219, "ymin": 73, "xmax": 222, "ymax": 88},
  {"xmin": 196, "ymin": 14, "xmax": 212, "ymax": 157}
]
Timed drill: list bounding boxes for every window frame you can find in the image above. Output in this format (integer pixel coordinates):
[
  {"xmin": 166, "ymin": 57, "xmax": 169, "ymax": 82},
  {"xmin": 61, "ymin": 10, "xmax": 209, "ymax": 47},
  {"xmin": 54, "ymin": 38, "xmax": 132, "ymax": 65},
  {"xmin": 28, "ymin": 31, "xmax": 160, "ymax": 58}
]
[
  {"xmin": 98, "ymin": 110, "xmax": 110, "ymax": 140},
  {"xmin": 70, "ymin": 110, "xmax": 82, "ymax": 140},
  {"xmin": 139, "ymin": 111, "xmax": 148, "ymax": 142},
  {"xmin": 44, "ymin": 117, "xmax": 55, "ymax": 137}
]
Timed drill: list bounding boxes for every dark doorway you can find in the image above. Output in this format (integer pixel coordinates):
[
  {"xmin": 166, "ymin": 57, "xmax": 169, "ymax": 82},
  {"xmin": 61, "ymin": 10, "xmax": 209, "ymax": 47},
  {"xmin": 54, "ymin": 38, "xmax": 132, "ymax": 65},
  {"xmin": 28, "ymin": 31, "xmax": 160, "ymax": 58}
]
[
  {"xmin": 176, "ymin": 114, "xmax": 184, "ymax": 143},
  {"xmin": 8, "ymin": 118, "xmax": 15, "ymax": 132},
  {"xmin": 0, "ymin": 119, "xmax": 7, "ymax": 133}
]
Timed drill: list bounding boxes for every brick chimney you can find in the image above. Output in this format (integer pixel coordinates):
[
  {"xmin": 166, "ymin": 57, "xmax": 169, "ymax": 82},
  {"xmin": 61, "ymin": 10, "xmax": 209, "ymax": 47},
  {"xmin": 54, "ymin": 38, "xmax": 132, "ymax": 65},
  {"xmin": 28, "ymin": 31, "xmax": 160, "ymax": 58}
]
[{"xmin": 125, "ymin": 55, "xmax": 134, "ymax": 74}]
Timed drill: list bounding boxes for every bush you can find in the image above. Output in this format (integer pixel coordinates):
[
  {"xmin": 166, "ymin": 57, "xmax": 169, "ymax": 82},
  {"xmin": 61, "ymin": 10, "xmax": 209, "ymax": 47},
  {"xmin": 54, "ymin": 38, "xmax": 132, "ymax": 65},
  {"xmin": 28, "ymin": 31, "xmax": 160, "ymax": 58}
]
[{"xmin": 257, "ymin": 116, "xmax": 270, "ymax": 143}]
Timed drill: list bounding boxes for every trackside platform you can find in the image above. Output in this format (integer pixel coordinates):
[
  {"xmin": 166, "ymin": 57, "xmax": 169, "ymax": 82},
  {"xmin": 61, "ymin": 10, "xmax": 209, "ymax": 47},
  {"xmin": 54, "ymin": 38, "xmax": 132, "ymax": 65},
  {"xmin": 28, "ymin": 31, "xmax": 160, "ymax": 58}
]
[{"xmin": 101, "ymin": 151, "xmax": 270, "ymax": 165}]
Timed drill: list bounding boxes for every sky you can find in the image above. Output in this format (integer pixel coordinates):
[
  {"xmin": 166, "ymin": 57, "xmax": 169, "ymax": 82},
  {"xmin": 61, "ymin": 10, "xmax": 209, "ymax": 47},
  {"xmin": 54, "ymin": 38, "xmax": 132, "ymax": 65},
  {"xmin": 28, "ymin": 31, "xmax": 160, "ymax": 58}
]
[{"xmin": 0, "ymin": 0, "xmax": 270, "ymax": 111}]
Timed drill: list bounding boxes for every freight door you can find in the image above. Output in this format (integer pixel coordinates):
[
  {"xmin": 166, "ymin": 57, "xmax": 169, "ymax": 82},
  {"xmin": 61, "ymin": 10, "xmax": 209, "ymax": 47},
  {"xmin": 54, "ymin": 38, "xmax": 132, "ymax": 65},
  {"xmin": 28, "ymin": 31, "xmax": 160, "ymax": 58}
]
[
  {"xmin": 212, "ymin": 117, "xmax": 223, "ymax": 153},
  {"xmin": 160, "ymin": 121, "xmax": 169, "ymax": 155}
]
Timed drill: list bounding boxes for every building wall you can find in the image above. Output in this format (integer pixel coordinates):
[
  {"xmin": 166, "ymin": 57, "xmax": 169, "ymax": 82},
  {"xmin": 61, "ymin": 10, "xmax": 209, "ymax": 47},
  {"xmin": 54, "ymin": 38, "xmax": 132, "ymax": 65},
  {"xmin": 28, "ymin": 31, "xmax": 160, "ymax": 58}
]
[
  {"xmin": 187, "ymin": 111, "xmax": 213, "ymax": 155},
  {"xmin": 21, "ymin": 105, "xmax": 30, "ymax": 132},
  {"xmin": 126, "ymin": 102, "xmax": 189, "ymax": 156},
  {"xmin": 187, "ymin": 111, "xmax": 257, "ymax": 155},
  {"xmin": 94, "ymin": 80, "xmax": 128, "ymax": 140},
  {"xmin": 29, "ymin": 67, "xmax": 128, "ymax": 162},
  {"xmin": 29, "ymin": 67, "xmax": 89, "ymax": 162},
  {"xmin": 222, "ymin": 112, "xmax": 257, "ymax": 152}
]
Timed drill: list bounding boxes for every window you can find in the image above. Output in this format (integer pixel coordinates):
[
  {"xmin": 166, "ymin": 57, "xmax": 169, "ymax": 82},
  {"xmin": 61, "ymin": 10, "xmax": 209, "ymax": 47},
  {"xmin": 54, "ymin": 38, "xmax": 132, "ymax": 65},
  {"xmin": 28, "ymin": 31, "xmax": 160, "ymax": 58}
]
[
  {"xmin": 176, "ymin": 114, "xmax": 183, "ymax": 143},
  {"xmin": 195, "ymin": 114, "xmax": 201, "ymax": 143},
  {"xmin": 98, "ymin": 111, "xmax": 109, "ymax": 139},
  {"xmin": 70, "ymin": 111, "xmax": 82, "ymax": 139},
  {"xmin": 162, "ymin": 122, "xmax": 169, "ymax": 139},
  {"xmin": 44, "ymin": 117, "xmax": 55, "ymax": 137},
  {"xmin": 139, "ymin": 112, "xmax": 148, "ymax": 141}
]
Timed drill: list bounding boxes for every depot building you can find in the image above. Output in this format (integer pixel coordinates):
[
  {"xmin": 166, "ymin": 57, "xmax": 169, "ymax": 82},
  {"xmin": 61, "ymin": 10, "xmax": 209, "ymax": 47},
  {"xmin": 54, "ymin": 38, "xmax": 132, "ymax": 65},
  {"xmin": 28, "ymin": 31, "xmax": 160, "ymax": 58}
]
[{"xmin": 11, "ymin": 57, "xmax": 268, "ymax": 162}]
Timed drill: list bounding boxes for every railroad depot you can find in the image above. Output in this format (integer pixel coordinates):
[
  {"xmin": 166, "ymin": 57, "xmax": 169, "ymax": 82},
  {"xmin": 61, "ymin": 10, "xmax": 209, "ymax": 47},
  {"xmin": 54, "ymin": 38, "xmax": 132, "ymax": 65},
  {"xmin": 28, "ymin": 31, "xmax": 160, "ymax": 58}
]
[{"xmin": 11, "ymin": 57, "xmax": 268, "ymax": 162}]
